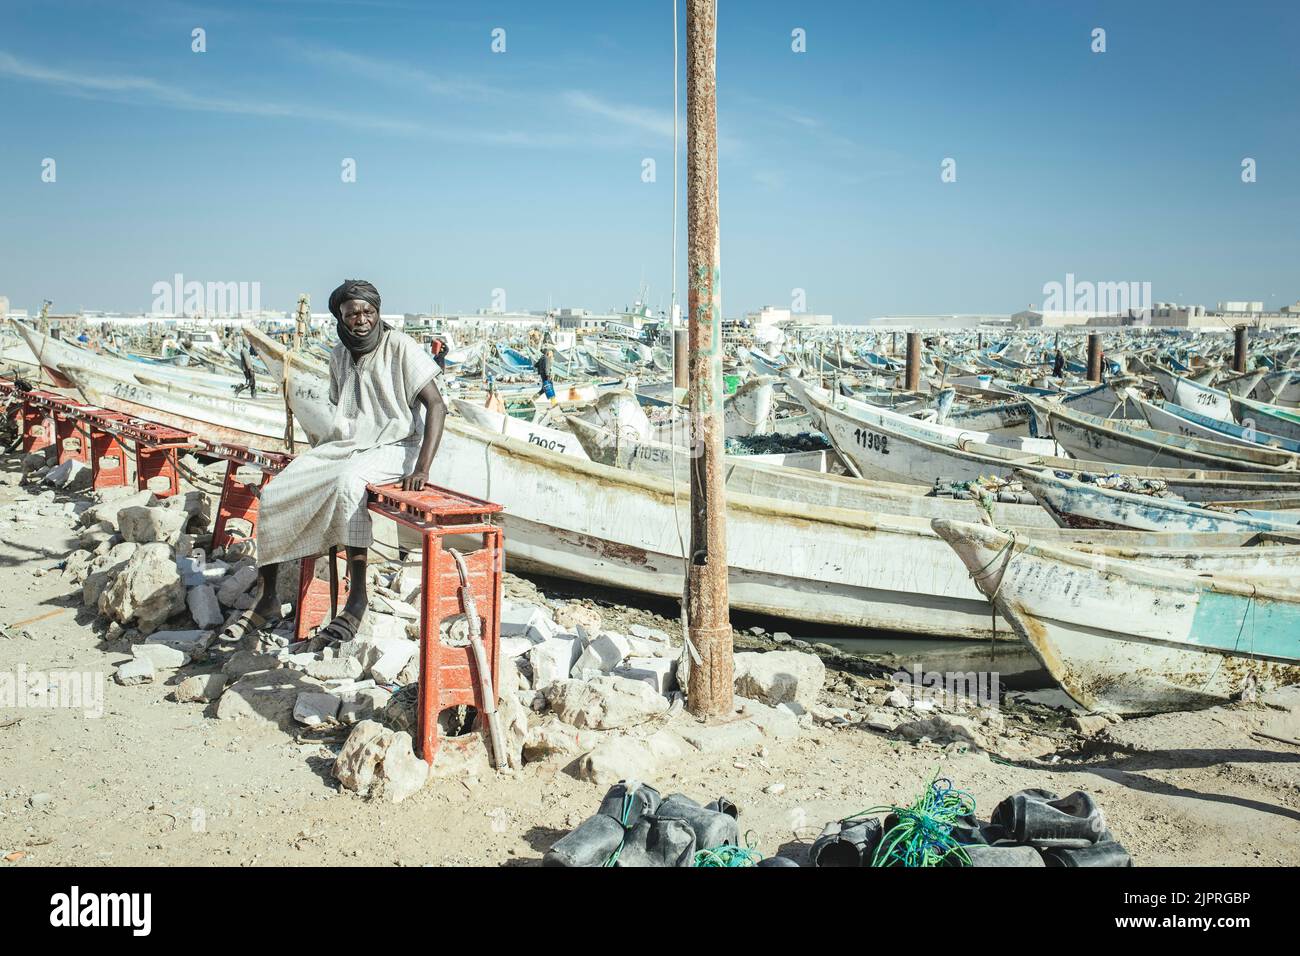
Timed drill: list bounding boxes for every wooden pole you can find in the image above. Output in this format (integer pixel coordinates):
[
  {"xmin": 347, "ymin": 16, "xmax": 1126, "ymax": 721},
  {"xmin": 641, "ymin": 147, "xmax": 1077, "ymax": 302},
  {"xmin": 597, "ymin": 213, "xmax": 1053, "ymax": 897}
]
[
  {"xmin": 1233, "ymin": 324, "xmax": 1248, "ymax": 374},
  {"xmin": 684, "ymin": 0, "xmax": 732, "ymax": 717},
  {"xmin": 1087, "ymin": 333, "xmax": 1103, "ymax": 382},
  {"xmin": 905, "ymin": 332, "xmax": 922, "ymax": 392}
]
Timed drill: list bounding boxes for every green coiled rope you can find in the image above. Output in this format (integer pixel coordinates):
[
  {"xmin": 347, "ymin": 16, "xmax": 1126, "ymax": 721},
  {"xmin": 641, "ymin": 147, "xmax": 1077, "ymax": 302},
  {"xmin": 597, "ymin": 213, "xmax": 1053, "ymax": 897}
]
[{"xmin": 850, "ymin": 769, "xmax": 977, "ymax": 868}]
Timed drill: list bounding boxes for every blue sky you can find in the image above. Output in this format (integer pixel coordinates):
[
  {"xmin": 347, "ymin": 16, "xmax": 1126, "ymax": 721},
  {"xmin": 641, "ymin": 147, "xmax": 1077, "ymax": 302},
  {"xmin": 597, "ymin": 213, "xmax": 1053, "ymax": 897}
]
[{"xmin": 1, "ymin": 0, "xmax": 1297, "ymax": 320}]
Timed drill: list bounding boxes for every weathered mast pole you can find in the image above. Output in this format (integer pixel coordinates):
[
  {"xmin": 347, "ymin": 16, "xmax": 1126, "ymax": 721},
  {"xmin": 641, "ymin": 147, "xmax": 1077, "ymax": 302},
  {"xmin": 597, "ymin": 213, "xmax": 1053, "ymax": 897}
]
[{"xmin": 684, "ymin": 0, "xmax": 733, "ymax": 717}]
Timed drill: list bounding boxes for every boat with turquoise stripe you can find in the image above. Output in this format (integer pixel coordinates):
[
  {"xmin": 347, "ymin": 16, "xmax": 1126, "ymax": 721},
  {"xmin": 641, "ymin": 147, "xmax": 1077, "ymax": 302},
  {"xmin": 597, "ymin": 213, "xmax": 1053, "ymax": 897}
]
[{"xmin": 932, "ymin": 518, "xmax": 1300, "ymax": 714}]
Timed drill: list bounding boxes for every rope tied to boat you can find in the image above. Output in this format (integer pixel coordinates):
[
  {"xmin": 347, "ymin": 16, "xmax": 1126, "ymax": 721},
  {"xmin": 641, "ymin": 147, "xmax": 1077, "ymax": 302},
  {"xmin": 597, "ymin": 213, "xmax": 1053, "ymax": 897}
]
[
  {"xmin": 966, "ymin": 525, "xmax": 1018, "ymax": 656},
  {"xmin": 968, "ymin": 528, "xmax": 1017, "ymax": 603}
]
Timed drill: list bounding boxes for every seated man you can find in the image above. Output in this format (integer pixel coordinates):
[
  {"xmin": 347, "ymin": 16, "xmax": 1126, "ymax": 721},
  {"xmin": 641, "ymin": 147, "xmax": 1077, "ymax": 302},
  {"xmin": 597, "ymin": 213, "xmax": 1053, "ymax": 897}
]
[{"xmin": 220, "ymin": 279, "xmax": 447, "ymax": 647}]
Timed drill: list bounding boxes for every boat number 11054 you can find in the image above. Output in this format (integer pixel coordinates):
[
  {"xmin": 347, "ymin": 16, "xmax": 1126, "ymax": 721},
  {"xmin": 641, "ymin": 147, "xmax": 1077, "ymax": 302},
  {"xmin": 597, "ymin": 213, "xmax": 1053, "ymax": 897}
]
[{"xmin": 853, "ymin": 428, "xmax": 890, "ymax": 455}]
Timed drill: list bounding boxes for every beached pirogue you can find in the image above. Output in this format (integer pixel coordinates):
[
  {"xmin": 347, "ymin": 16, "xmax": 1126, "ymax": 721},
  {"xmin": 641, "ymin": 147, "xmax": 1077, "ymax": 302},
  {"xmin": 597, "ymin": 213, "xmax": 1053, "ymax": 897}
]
[{"xmin": 932, "ymin": 518, "xmax": 1300, "ymax": 713}]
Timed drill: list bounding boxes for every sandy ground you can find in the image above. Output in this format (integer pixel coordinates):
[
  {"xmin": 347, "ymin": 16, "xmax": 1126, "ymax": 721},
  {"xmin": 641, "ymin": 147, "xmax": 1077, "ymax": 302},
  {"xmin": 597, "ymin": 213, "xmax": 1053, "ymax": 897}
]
[{"xmin": 1, "ymin": 453, "xmax": 1299, "ymax": 868}]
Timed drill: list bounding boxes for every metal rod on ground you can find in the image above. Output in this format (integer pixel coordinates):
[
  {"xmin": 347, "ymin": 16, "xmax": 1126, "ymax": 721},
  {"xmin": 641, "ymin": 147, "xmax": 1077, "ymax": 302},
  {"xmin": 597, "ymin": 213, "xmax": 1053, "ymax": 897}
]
[
  {"xmin": 1233, "ymin": 324, "xmax": 1248, "ymax": 373},
  {"xmin": 684, "ymin": 0, "xmax": 733, "ymax": 718},
  {"xmin": 905, "ymin": 331, "xmax": 922, "ymax": 393},
  {"xmin": 1087, "ymin": 333, "xmax": 1103, "ymax": 382}
]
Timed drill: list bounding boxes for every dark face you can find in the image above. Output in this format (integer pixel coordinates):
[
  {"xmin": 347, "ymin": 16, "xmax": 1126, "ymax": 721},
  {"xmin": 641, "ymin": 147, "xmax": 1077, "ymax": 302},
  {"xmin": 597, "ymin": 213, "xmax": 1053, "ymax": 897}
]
[{"xmin": 341, "ymin": 299, "xmax": 378, "ymax": 336}]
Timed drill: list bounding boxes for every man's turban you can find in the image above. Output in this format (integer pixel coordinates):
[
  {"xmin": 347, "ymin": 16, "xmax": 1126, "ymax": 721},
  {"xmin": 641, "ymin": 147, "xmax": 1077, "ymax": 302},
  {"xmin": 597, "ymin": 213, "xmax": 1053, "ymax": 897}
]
[{"xmin": 328, "ymin": 279, "xmax": 381, "ymax": 320}]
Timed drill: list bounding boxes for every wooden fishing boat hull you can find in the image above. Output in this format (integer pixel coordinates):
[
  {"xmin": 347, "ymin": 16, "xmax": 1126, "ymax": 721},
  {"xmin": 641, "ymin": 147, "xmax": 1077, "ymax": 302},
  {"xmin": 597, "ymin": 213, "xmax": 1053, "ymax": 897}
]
[
  {"xmin": 1033, "ymin": 397, "xmax": 1297, "ymax": 472},
  {"xmin": 795, "ymin": 375, "xmax": 1300, "ymax": 503},
  {"xmin": 932, "ymin": 518, "xmax": 1300, "ymax": 713},
  {"xmin": 452, "ymin": 399, "xmax": 589, "ymax": 459},
  {"xmin": 64, "ymin": 365, "xmax": 306, "ymax": 452},
  {"xmin": 1016, "ymin": 468, "xmax": 1297, "ymax": 534},
  {"xmin": 566, "ymin": 414, "xmax": 1060, "ymax": 528}
]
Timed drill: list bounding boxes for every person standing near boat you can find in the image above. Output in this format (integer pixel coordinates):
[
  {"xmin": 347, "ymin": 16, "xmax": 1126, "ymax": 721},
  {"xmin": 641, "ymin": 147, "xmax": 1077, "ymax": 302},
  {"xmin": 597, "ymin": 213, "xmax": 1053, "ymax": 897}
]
[
  {"xmin": 534, "ymin": 344, "xmax": 557, "ymax": 404},
  {"xmin": 1052, "ymin": 349, "xmax": 1065, "ymax": 378},
  {"xmin": 238, "ymin": 342, "xmax": 259, "ymax": 398},
  {"xmin": 217, "ymin": 279, "xmax": 447, "ymax": 648},
  {"xmin": 429, "ymin": 335, "xmax": 447, "ymax": 372}
]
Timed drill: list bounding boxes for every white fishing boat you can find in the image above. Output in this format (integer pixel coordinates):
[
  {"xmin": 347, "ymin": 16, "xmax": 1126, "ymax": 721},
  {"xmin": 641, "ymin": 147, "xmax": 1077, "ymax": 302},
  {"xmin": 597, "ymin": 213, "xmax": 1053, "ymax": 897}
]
[
  {"xmin": 15, "ymin": 321, "xmax": 277, "ymax": 395},
  {"xmin": 63, "ymin": 364, "xmax": 307, "ymax": 451},
  {"xmin": 1030, "ymin": 396, "xmax": 1298, "ymax": 472},
  {"xmin": 932, "ymin": 518, "xmax": 1300, "ymax": 713},
  {"xmin": 1135, "ymin": 396, "xmax": 1300, "ymax": 453},
  {"xmin": 566, "ymin": 415, "xmax": 1060, "ymax": 528},
  {"xmin": 452, "ymin": 399, "xmax": 589, "ymax": 459},
  {"xmin": 1016, "ymin": 468, "xmax": 1300, "ymax": 534},
  {"xmin": 789, "ymin": 373, "xmax": 1300, "ymax": 503},
  {"xmin": 1153, "ymin": 367, "xmax": 1235, "ymax": 423}
]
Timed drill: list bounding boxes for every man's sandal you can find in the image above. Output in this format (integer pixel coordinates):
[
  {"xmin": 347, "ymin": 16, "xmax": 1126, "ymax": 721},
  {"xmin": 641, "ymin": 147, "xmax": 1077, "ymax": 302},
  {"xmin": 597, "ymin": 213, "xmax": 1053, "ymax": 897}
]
[
  {"xmin": 211, "ymin": 583, "xmax": 283, "ymax": 650},
  {"xmin": 314, "ymin": 609, "xmax": 363, "ymax": 646}
]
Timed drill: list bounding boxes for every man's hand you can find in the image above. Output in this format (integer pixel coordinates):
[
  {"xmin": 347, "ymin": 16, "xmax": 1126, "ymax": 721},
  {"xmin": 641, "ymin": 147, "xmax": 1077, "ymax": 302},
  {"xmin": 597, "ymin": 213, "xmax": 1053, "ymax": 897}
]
[{"xmin": 400, "ymin": 472, "xmax": 427, "ymax": 493}]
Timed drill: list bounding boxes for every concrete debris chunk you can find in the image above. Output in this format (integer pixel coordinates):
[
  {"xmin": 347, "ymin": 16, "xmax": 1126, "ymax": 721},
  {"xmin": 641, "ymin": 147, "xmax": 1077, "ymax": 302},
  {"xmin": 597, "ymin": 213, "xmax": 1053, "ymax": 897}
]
[
  {"xmin": 79, "ymin": 490, "xmax": 157, "ymax": 529},
  {"xmin": 529, "ymin": 635, "xmax": 583, "ymax": 689},
  {"xmin": 884, "ymin": 688, "xmax": 910, "ymax": 708},
  {"xmin": 733, "ymin": 650, "xmax": 826, "ymax": 711},
  {"xmin": 333, "ymin": 719, "xmax": 429, "ymax": 803},
  {"xmin": 547, "ymin": 675, "xmax": 669, "ymax": 730},
  {"xmin": 628, "ymin": 623, "xmax": 670, "ymax": 643},
  {"xmin": 570, "ymin": 633, "xmax": 631, "ymax": 678},
  {"xmin": 523, "ymin": 719, "xmax": 604, "ymax": 761},
  {"xmin": 216, "ymin": 670, "xmax": 320, "ymax": 728},
  {"xmin": 894, "ymin": 712, "xmax": 989, "ymax": 750},
  {"xmin": 306, "ymin": 656, "xmax": 365, "ymax": 681},
  {"xmin": 43, "ymin": 458, "xmax": 91, "ymax": 490},
  {"xmin": 131, "ymin": 642, "xmax": 189, "ymax": 669},
  {"xmin": 186, "ymin": 584, "xmax": 224, "ymax": 629},
  {"xmin": 339, "ymin": 687, "xmax": 392, "ymax": 725},
  {"xmin": 1068, "ymin": 715, "xmax": 1111, "ymax": 737},
  {"xmin": 174, "ymin": 672, "xmax": 227, "ymax": 703},
  {"xmin": 98, "ymin": 546, "xmax": 186, "ymax": 635},
  {"xmin": 554, "ymin": 603, "xmax": 603, "ymax": 637},
  {"xmin": 117, "ymin": 505, "xmax": 188, "ymax": 545},
  {"xmin": 217, "ymin": 564, "xmax": 259, "ymax": 606},
  {"xmin": 574, "ymin": 730, "xmax": 691, "ymax": 785},
  {"xmin": 222, "ymin": 649, "xmax": 283, "ymax": 679},
  {"xmin": 115, "ymin": 658, "xmax": 155, "ymax": 686},
  {"xmin": 370, "ymin": 641, "xmax": 417, "ymax": 685},
  {"xmin": 294, "ymin": 691, "xmax": 342, "ymax": 726},
  {"xmin": 612, "ymin": 657, "xmax": 678, "ymax": 695},
  {"xmin": 501, "ymin": 600, "xmax": 555, "ymax": 641}
]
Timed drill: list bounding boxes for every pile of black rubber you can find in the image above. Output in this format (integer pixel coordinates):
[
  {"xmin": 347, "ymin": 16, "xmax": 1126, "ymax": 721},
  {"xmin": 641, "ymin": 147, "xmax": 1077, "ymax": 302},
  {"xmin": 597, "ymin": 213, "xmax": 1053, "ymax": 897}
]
[
  {"xmin": 811, "ymin": 787, "xmax": 1133, "ymax": 868},
  {"xmin": 544, "ymin": 781, "xmax": 798, "ymax": 867}
]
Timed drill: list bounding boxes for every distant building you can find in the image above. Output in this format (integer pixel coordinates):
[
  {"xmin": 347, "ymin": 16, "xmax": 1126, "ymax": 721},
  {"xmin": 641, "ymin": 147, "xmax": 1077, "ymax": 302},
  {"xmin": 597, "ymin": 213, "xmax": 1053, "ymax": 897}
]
[
  {"xmin": 746, "ymin": 306, "xmax": 833, "ymax": 327},
  {"xmin": 1013, "ymin": 301, "xmax": 1300, "ymax": 329},
  {"xmin": 0, "ymin": 296, "xmax": 8, "ymax": 318},
  {"xmin": 555, "ymin": 308, "xmax": 605, "ymax": 331},
  {"xmin": 870, "ymin": 314, "xmax": 1012, "ymax": 330}
]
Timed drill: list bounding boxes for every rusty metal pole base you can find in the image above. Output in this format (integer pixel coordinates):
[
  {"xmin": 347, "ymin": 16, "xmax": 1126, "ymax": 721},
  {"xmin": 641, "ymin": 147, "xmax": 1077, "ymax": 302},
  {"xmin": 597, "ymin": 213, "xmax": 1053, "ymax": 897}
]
[{"xmin": 685, "ymin": 619, "xmax": 734, "ymax": 715}]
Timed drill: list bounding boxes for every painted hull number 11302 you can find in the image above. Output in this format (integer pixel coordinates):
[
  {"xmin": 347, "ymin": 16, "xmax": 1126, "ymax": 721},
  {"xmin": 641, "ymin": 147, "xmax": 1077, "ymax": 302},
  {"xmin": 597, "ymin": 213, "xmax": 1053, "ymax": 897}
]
[{"xmin": 853, "ymin": 427, "xmax": 890, "ymax": 455}]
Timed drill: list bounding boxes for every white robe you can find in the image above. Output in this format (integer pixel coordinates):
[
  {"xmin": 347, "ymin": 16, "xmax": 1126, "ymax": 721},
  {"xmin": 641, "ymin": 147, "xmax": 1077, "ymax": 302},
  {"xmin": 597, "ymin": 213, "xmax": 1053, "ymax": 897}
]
[{"xmin": 254, "ymin": 328, "xmax": 440, "ymax": 566}]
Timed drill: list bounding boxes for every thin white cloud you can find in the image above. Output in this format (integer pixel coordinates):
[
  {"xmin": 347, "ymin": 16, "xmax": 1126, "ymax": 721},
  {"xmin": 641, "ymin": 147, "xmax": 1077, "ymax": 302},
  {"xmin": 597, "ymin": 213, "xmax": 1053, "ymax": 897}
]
[
  {"xmin": 0, "ymin": 50, "xmax": 547, "ymax": 145},
  {"xmin": 563, "ymin": 90, "xmax": 675, "ymax": 140},
  {"xmin": 286, "ymin": 41, "xmax": 504, "ymax": 100}
]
